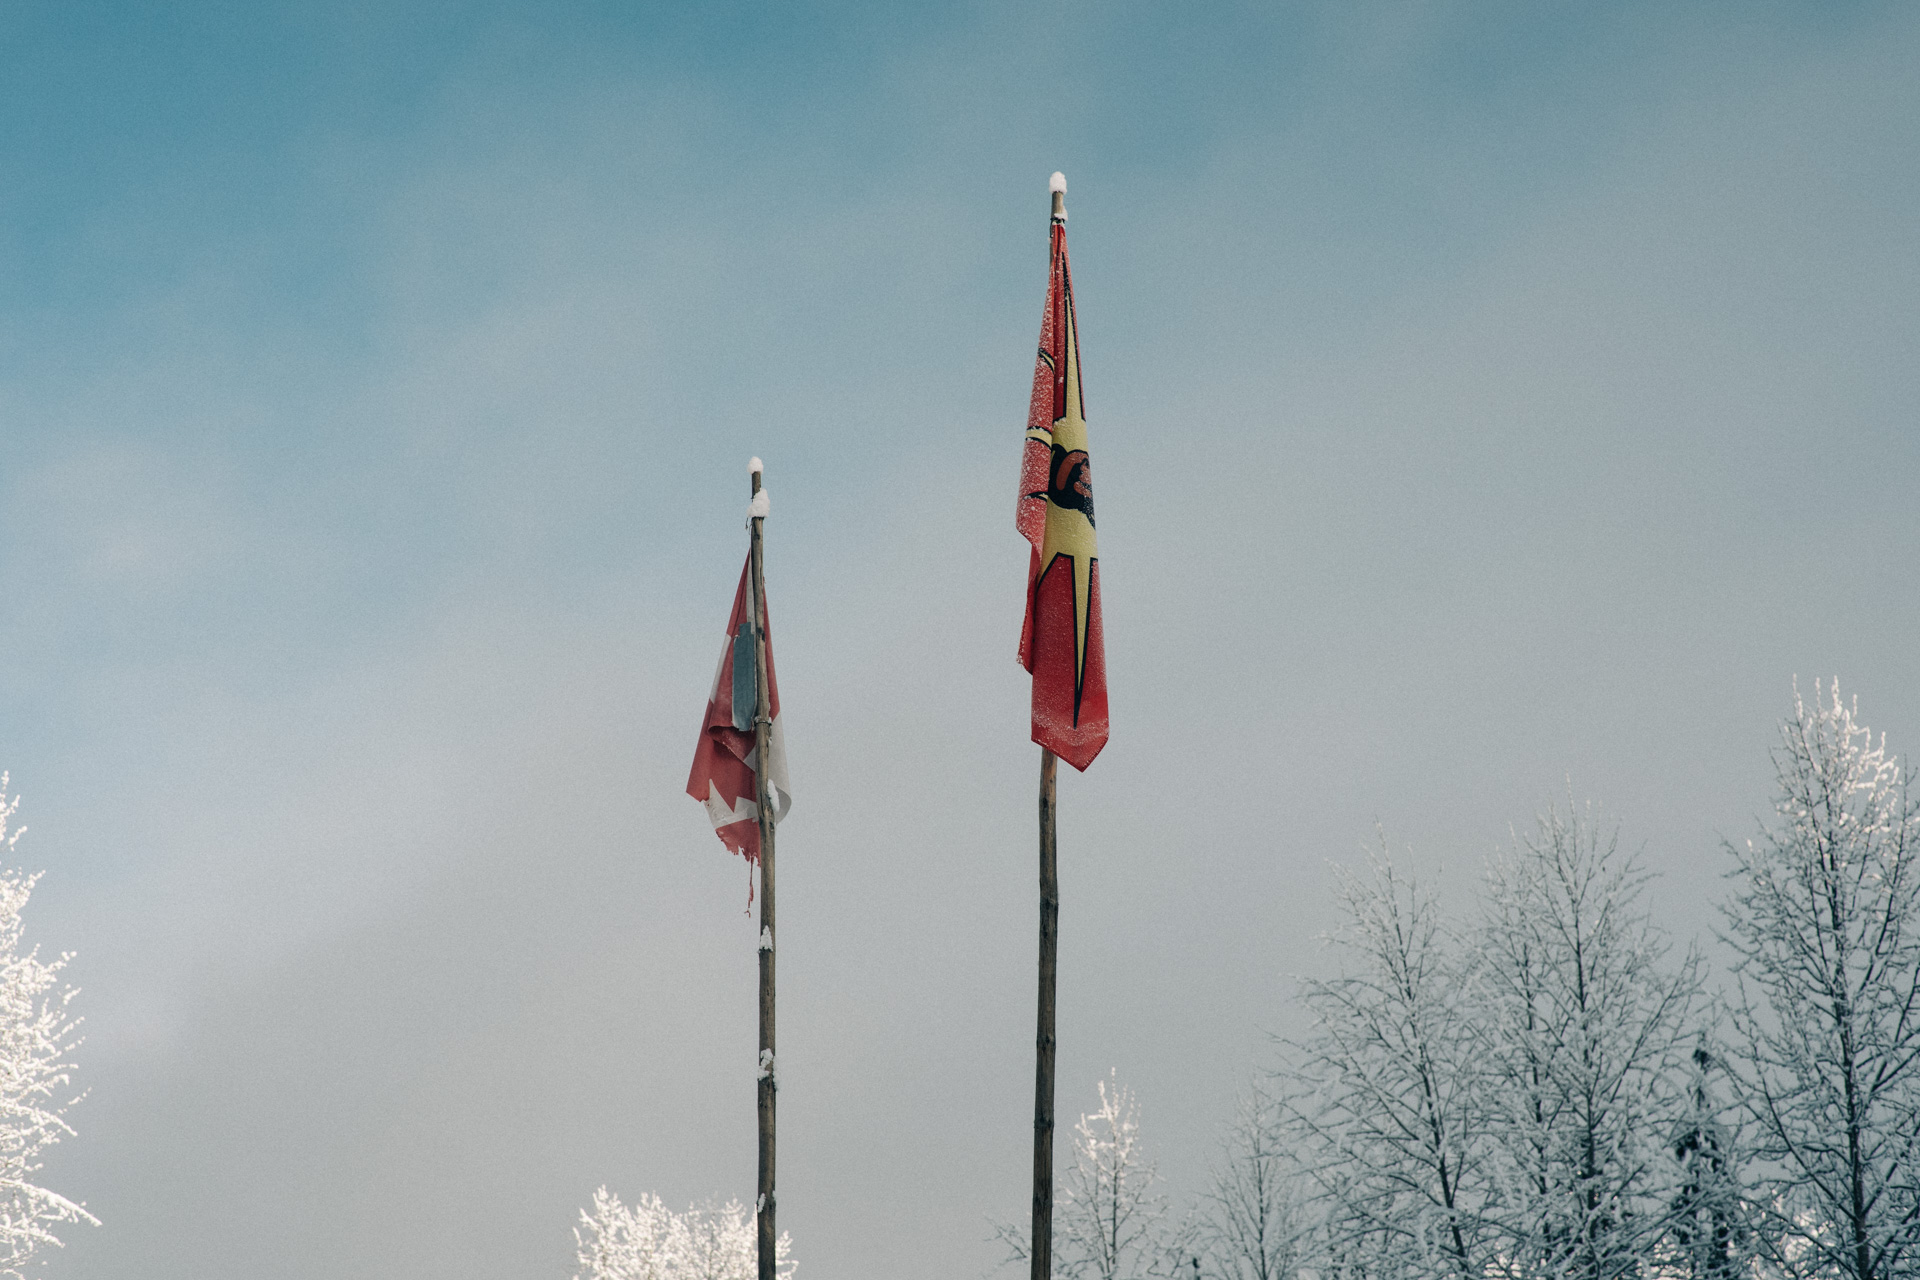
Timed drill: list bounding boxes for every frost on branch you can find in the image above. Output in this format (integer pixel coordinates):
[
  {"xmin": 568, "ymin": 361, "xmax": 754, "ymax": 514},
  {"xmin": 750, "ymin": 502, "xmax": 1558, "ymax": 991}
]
[
  {"xmin": 997, "ymin": 1070, "xmax": 1191, "ymax": 1279},
  {"xmin": 1472, "ymin": 798, "xmax": 1705, "ymax": 1280},
  {"xmin": 574, "ymin": 1186, "xmax": 793, "ymax": 1280},
  {"xmin": 1282, "ymin": 841, "xmax": 1487, "ymax": 1280},
  {"xmin": 0, "ymin": 777, "xmax": 93, "ymax": 1278},
  {"xmin": 1278, "ymin": 816, "xmax": 1705, "ymax": 1280},
  {"xmin": 1202, "ymin": 1083, "xmax": 1307, "ymax": 1280},
  {"xmin": 1723, "ymin": 680, "xmax": 1920, "ymax": 1280}
]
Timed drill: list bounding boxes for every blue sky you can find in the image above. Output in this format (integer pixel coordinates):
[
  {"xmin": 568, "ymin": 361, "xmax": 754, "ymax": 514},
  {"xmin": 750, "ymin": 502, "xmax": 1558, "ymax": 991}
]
[{"xmin": 3, "ymin": 3, "xmax": 1918, "ymax": 1276}]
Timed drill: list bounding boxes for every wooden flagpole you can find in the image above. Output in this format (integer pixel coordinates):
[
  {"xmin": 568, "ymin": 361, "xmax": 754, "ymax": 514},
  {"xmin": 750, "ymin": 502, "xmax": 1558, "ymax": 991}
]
[
  {"xmin": 1031, "ymin": 745, "xmax": 1059, "ymax": 1280},
  {"xmin": 1030, "ymin": 174, "xmax": 1071, "ymax": 1280},
  {"xmin": 748, "ymin": 461, "xmax": 777, "ymax": 1280}
]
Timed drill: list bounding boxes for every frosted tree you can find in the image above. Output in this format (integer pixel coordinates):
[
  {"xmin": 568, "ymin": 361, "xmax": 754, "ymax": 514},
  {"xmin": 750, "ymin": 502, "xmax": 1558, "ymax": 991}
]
[
  {"xmin": 574, "ymin": 1187, "xmax": 793, "ymax": 1280},
  {"xmin": 577, "ymin": 1188, "xmax": 675, "ymax": 1280},
  {"xmin": 995, "ymin": 1072, "xmax": 1188, "ymax": 1279},
  {"xmin": 1721, "ymin": 682, "xmax": 1920, "ymax": 1280},
  {"xmin": 1470, "ymin": 801, "xmax": 1704, "ymax": 1280},
  {"xmin": 1054, "ymin": 1071, "xmax": 1187, "ymax": 1280},
  {"xmin": 1200, "ymin": 1083, "xmax": 1307, "ymax": 1280},
  {"xmin": 1285, "ymin": 844, "xmax": 1488, "ymax": 1280},
  {"xmin": 1663, "ymin": 1044, "xmax": 1746, "ymax": 1280},
  {"xmin": 0, "ymin": 777, "xmax": 92, "ymax": 1278}
]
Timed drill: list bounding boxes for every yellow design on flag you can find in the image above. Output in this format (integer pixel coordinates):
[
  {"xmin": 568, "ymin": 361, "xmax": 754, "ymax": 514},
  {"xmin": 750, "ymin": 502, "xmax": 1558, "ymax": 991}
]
[
  {"xmin": 1016, "ymin": 175, "xmax": 1108, "ymax": 772},
  {"xmin": 1024, "ymin": 288, "xmax": 1097, "ymax": 690}
]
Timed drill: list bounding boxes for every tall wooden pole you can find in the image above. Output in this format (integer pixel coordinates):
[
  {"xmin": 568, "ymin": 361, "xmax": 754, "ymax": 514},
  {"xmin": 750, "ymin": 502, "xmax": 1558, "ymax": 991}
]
[
  {"xmin": 1029, "ymin": 174, "xmax": 1072, "ymax": 1280},
  {"xmin": 749, "ymin": 463, "xmax": 777, "ymax": 1280},
  {"xmin": 1031, "ymin": 746, "xmax": 1059, "ymax": 1280}
]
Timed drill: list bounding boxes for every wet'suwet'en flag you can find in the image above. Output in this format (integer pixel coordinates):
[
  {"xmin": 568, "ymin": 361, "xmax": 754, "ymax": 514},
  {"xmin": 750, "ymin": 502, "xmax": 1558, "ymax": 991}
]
[
  {"xmin": 1017, "ymin": 176, "xmax": 1109, "ymax": 771},
  {"xmin": 687, "ymin": 555, "xmax": 791, "ymax": 861}
]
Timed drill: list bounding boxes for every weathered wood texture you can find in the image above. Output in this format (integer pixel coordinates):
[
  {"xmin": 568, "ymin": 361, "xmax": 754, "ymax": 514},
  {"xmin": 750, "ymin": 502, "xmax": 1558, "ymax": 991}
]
[
  {"xmin": 1031, "ymin": 747, "xmax": 1059, "ymax": 1280},
  {"xmin": 750, "ymin": 469, "xmax": 777, "ymax": 1280}
]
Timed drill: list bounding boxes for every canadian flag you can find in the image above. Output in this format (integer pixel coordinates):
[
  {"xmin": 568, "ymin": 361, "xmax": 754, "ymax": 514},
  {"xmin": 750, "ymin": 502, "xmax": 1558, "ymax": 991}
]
[{"xmin": 686, "ymin": 555, "xmax": 790, "ymax": 860}]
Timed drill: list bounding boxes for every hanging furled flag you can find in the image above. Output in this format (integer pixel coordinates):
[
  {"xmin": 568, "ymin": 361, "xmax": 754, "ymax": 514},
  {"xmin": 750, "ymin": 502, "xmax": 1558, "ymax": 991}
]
[
  {"xmin": 687, "ymin": 552, "xmax": 791, "ymax": 861},
  {"xmin": 688, "ymin": 460, "xmax": 787, "ymax": 1280},
  {"xmin": 1017, "ymin": 171, "xmax": 1108, "ymax": 772}
]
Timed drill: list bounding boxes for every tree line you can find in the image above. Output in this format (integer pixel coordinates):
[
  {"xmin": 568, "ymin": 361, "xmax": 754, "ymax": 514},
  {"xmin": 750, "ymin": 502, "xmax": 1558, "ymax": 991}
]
[
  {"xmin": 1047, "ymin": 681, "xmax": 1920, "ymax": 1280},
  {"xmin": 5, "ymin": 680, "xmax": 1904, "ymax": 1280}
]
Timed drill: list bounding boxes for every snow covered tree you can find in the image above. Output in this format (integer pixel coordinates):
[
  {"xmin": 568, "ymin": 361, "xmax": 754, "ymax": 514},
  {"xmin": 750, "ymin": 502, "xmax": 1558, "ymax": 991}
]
[
  {"xmin": 576, "ymin": 1188, "xmax": 676, "ymax": 1280},
  {"xmin": 1285, "ymin": 845, "xmax": 1489, "ymax": 1280},
  {"xmin": 1200, "ymin": 1083, "xmax": 1306, "ymax": 1280},
  {"xmin": 0, "ymin": 777, "xmax": 92, "ymax": 1278},
  {"xmin": 1722, "ymin": 681, "xmax": 1920, "ymax": 1280},
  {"xmin": 574, "ymin": 1186, "xmax": 793, "ymax": 1280},
  {"xmin": 1053, "ymin": 1071, "xmax": 1187, "ymax": 1280},
  {"xmin": 1281, "ymin": 814, "xmax": 1711, "ymax": 1280},
  {"xmin": 1470, "ymin": 801, "xmax": 1705, "ymax": 1280},
  {"xmin": 1663, "ymin": 1044, "xmax": 1746, "ymax": 1280}
]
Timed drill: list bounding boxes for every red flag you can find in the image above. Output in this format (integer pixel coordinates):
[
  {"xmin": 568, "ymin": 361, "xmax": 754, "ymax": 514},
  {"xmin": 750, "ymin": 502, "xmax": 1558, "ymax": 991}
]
[
  {"xmin": 1017, "ymin": 185, "xmax": 1108, "ymax": 771},
  {"xmin": 687, "ymin": 555, "xmax": 791, "ymax": 860}
]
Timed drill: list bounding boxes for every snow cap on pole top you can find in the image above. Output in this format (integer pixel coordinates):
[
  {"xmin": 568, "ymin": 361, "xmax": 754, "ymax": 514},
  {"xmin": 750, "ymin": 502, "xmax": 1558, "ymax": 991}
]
[
  {"xmin": 1050, "ymin": 171, "xmax": 1067, "ymax": 222},
  {"xmin": 1049, "ymin": 172, "xmax": 1066, "ymax": 194},
  {"xmin": 747, "ymin": 457, "xmax": 768, "ymax": 521}
]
